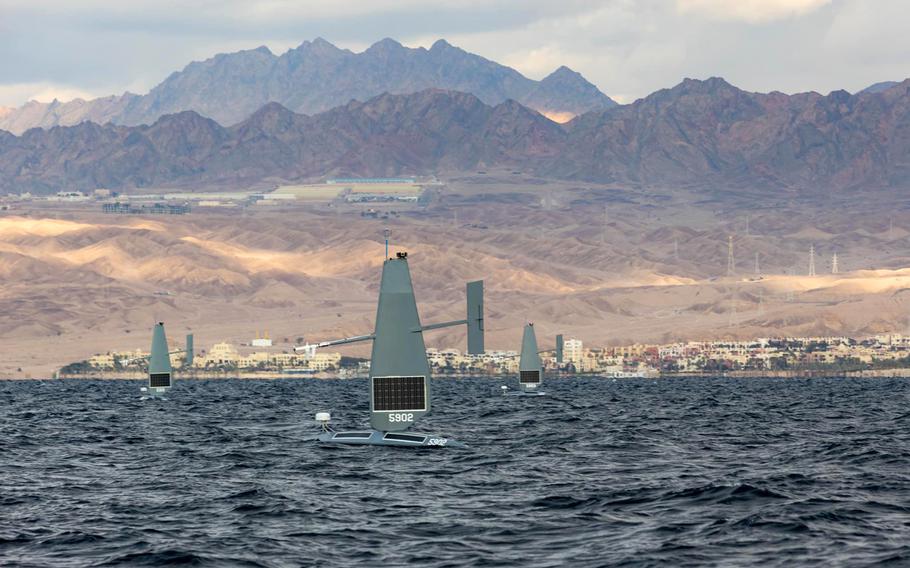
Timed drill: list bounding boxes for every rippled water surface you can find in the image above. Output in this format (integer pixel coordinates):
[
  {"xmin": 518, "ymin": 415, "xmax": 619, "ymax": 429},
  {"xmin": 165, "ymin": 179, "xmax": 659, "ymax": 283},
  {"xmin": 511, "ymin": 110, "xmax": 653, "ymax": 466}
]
[{"xmin": 2, "ymin": 377, "xmax": 910, "ymax": 567}]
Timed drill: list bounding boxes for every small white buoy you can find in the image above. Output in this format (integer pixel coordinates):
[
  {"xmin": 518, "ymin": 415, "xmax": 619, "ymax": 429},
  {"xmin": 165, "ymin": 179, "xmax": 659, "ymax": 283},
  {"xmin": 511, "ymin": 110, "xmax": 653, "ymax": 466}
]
[{"xmin": 315, "ymin": 411, "xmax": 331, "ymax": 424}]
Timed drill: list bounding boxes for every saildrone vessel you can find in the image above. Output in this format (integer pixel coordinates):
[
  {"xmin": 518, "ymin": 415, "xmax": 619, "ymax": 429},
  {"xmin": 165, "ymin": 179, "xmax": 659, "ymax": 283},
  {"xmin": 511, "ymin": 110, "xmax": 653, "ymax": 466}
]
[
  {"xmin": 503, "ymin": 323, "xmax": 562, "ymax": 396},
  {"xmin": 135, "ymin": 322, "xmax": 194, "ymax": 397},
  {"xmin": 309, "ymin": 251, "xmax": 484, "ymax": 447}
]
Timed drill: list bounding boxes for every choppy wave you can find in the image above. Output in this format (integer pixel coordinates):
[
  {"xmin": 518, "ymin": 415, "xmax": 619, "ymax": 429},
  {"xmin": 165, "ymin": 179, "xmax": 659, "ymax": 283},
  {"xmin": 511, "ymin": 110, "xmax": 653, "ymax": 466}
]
[{"xmin": 1, "ymin": 376, "xmax": 909, "ymax": 567}]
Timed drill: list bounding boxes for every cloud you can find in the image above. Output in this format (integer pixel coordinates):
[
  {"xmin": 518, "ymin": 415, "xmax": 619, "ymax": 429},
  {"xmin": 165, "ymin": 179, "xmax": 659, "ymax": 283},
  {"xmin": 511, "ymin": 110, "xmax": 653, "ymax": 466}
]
[
  {"xmin": 0, "ymin": 0, "xmax": 908, "ymax": 108},
  {"xmin": 0, "ymin": 83, "xmax": 99, "ymax": 105},
  {"xmin": 677, "ymin": 0, "xmax": 832, "ymax": 23}
]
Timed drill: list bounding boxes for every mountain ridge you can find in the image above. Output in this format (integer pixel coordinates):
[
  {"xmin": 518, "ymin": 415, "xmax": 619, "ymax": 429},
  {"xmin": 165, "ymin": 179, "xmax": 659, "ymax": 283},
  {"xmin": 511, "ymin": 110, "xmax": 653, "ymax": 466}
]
[
  {"xmin": 3, "ymin": 78, "xmax": 910, "ymax": 194},
  {"xmin": 0, "ymin": 38, "xmax": 615, "ymax": 134}
]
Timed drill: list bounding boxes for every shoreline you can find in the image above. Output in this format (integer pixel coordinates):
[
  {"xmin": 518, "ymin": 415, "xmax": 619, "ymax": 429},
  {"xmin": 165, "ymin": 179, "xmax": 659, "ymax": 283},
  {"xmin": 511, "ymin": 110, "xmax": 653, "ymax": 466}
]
[{"xmin": 5, "ymin": 368, "xmax": 910, "ymax": 381}]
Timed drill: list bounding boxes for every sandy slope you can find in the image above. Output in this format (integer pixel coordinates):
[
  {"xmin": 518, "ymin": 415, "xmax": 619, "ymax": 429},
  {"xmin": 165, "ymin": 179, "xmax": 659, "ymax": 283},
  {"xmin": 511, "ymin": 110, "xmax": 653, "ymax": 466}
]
[{"xmin": 1, "ymin": 181, "xmax": 908, "ymax": 377}]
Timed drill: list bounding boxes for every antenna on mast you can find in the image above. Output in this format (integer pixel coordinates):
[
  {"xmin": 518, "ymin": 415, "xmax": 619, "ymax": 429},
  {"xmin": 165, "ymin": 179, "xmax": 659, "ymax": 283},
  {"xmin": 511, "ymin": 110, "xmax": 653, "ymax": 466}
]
[{"xmin": 384, "ymin": 228, "xmax": 390, "ymax": 259}]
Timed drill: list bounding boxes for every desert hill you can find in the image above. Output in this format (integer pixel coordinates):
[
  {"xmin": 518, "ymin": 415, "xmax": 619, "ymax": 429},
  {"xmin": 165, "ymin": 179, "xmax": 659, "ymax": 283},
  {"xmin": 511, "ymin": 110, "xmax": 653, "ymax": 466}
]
[{"xmin": 1, "ymin": 178, "xmax": 908, "ymax": 378}]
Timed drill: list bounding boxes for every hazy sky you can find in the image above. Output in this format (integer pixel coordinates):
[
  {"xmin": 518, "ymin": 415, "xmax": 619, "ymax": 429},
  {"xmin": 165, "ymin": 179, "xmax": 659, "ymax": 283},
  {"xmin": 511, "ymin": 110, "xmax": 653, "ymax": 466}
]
[{"xmin": 1, "ymin": 0, "xmax": 909, "ymax": 107}]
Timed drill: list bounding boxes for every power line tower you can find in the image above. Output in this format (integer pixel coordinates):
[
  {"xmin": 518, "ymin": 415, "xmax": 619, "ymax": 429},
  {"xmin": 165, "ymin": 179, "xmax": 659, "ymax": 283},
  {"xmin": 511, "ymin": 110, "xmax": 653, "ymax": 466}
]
[
  {"xmin": 727, "ymin": 235, "xmax": 735, "ymax": 277},
  {"xmin": 808, "ymin": 245, "xmax": 816, "ymax": 277},
  {"xmin": 754, "ymin": 251, "xmax": 760, "ymax": 277},
  {"xmin": 831, "ymin": 252, "xmax": 839, "ymax": 274}
]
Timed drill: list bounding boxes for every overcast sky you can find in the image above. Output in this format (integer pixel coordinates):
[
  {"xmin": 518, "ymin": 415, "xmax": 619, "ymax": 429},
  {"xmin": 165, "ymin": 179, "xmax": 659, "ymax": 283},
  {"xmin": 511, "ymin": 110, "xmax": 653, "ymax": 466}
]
[{"xmin": 1, "ymin": 0, "xmax": 909, "ymax": 107}]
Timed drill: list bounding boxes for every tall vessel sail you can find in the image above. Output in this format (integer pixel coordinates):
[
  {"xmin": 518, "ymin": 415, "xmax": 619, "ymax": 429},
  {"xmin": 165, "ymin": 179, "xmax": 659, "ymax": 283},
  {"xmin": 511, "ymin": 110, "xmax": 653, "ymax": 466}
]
[
  {"xmin": 136, "ymin": 322, "xmax": 193, "ymax": 397},
  {"xmin": 311, "ymin": 251, "xmax": 484, "ymax": 447},
  {"xmin": 504, "ymin": 324, "xmax": 562, "ymax": 396}
]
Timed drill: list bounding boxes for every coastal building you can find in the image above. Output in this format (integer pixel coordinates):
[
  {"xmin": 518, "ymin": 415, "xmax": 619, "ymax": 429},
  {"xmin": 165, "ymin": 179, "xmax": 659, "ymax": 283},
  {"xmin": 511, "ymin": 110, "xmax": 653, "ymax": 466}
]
[
  {"xmin": 88, "ymin": 353, "xmax": 115, "ymax": 369},
  {"xmin": 306, "ymin": 352, "xmax": 342, "ymax": 371},
  {"xmin": 201, "ymin": 342, "xmax": 240, "ymax": 366},
  {"xmin": 80, "ymin": 332, "xmax": 910, "ymax": 377},
  {"xmin": 563, "ymin": 338, "xmax": 583, "ymax": 364},
  {"xmin": 251, "ymin": 331, "xmax": 272, "ymax": 347}
]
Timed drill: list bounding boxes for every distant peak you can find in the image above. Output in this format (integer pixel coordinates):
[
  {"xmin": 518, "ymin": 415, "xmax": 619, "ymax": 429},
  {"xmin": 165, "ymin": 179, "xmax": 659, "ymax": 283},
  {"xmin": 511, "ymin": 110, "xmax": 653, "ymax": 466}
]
[
  {"xmin": 150, "ymin": 109, "xmax": 216, "ymax": 128},
  {"xmin": 369, "ymin": 37, "xmax": 404, "ymax": 52},
  {"xmin": 858, "ymin": 80, "xmax": 900, "ymax": 95},
  {"xmin": 253, "ymin": 45, "xmax": 272, "ymax": 55},
  {"xmin": 245, "ymin": 101, "xmax": 299, "ymax": 122},
  {"xmin": 549, "ymin": 65, "xmax": 576, "ymax": 76},
  {"xmin": 542, "ymin": 65, "xmax": 585, "ymax": 83},
  {"xmin": 430, "ymin": 39, "xmax": 453, "ymax": 51},
  {"xmin": 256, "ymin": 101, "xmax": 293, "ymax": 114},
  {"xmin": 294, "ymin": 37, "xmax": 340, "ymax": 53},
  {"xmin": 675, "ymin": 77, "xmax": 738, "ymax": 94}
]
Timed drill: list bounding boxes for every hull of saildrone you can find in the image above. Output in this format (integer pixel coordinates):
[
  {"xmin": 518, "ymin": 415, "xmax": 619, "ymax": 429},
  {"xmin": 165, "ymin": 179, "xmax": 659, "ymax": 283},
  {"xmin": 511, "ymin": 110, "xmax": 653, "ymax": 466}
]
[{"xmin": 317, "ymin": 430, "xmax": 465, "ymax": 447}]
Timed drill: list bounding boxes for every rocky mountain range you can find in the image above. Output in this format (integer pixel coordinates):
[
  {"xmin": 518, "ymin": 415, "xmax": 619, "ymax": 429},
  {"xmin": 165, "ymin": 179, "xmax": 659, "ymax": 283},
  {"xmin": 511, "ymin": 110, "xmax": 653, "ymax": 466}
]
[
  {"xmin": 0, "ymin": 38, "xmax": 615, "ymax": 135},
  {"xmin": 2, "ymin": 77, "xmax": 910, "ymax": 194}
]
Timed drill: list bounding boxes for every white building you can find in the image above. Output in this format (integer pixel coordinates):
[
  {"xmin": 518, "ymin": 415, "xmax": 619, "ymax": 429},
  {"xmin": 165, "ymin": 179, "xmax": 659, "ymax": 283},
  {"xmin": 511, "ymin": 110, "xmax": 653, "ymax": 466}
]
[
  {"xmin": 200, "ymin": 342, "xmax": 240, "ymax": 366},
  {"xmin": 563, "ymin": 338, "xmax": 583, "ymax": 364}
]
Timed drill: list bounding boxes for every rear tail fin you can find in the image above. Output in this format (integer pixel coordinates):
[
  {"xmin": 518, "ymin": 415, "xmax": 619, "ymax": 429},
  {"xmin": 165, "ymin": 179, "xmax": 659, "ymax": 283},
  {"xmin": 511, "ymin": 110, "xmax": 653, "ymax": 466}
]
[
  {"xmin": 466, "ymin": 280, "xmax": 484, "ymax": 355},
  {"xmin": 556, "ymin": 334, "xmax": 564, "ymax": 364},
  {"xmin": 185, "ymin": 334, "xmax": 194, "ymax": 367}
]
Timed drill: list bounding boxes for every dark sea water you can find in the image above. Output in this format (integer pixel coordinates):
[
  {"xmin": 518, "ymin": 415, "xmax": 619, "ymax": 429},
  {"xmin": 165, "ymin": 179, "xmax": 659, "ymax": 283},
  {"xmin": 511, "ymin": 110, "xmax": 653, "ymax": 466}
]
[{"xmin": 1, "ymin": 377, "xmax": 909, "ymax": 567}]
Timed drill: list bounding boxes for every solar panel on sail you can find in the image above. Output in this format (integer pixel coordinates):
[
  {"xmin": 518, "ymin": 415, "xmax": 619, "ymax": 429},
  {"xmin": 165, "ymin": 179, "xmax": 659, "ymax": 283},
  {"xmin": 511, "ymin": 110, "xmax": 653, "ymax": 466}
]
[
  {"xmin": 372, "ymin": 376, "xmax": 426, "ymax": 411},
  {"xmin": 519, "ymin": 370, "xmax": 541, "ymax": 384},
  {"xmin": 149, "ymin": 373, "xmax": 171, "ymax": 387}
]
